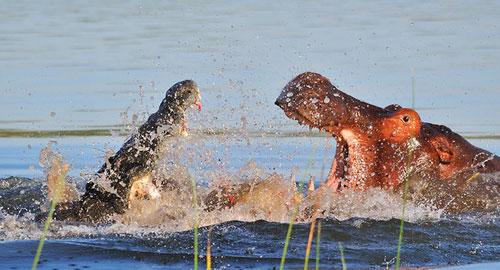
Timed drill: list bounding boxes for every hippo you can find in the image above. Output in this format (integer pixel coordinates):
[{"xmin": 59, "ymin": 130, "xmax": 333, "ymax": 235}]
[
  {"xmin": 275, "ymin": 72, "xmax": 500, "ymax": 211},
  {"xmin": 44, "ymin": 80, "xmax": 202, "ymax": 223}
]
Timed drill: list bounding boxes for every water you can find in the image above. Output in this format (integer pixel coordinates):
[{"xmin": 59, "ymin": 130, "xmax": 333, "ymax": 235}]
[{"xmin": 2, "ymin": 1, "xmax": 500, "ymax": 269}]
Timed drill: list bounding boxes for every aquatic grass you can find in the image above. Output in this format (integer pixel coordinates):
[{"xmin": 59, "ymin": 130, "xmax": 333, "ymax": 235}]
[
  {"xmin": 313, "ymin": 137, "xmax": 332, "ymax": 270},
  {"xmin": 304, "ymin": 185, "xmax": 322, "ymax": 269},
  {"xmin": 465, "ymin": 172, "xmax": 480, "ymax": 185},
  {"xmin": 315, "ymin": 221, "xmax": 321, "ymax": 270},
  {"xmin": 395, "ymin": 69, "xmax": 417, "ymax": 270},
  {"xmin": 319, "ymin": 137, "xmax": 331, "ymax": 181},
  {"xmin": 31, "ymin": 163, "xmax": 68, "ymax": 270},
  {"xmin": 338, "ymin": 241, "xmax": 346, "ymax": 270},
  {"xmin": 190, "ymin": 173, "xmax": 199, "ymax": 270},
  {"xmin": 411, "ymin": 67, "xmax": 415, "ymax": 109},
  {"xmin": 2, "ymin": 128, "xmax": 498, "ymax": 140},
  {"xmin": 206, "ymin": 226, "xmax": 212, "ymax": 270},
  {"xmin": 395, "ymin": 139, "xmax": 414, "ymax": 269},
  {"xmin": 280, "ymin": 137, "xmax": 320, "ymax": 270}
]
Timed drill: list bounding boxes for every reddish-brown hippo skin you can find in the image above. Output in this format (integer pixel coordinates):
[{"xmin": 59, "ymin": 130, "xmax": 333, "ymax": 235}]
[
  {"xmin": 418, "ymin": 123, "xmax": 500, "ymax": 180},
  {"xmin": 275, "ymin": 72, "xmax": 500, "ymax": 191}
]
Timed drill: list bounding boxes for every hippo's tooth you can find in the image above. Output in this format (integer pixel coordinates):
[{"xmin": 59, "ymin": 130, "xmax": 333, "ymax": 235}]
[{"xmin": 307, "ymin": 176, "xmax": 315, "ymax": 191}]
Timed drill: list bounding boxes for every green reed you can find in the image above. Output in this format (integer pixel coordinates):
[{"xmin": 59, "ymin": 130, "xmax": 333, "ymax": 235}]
[
  {"xmin": 315, "ymin": 221, "xmax": 321, "ymax": 270},
  {"xmin": 206, "ymin": 226, "xmax": 213, "ymax": 270},
  {"xmin": 191, "ymin": 173, "xmax": 199, "ymax": 270},
  {"xmin": 339, "ymin": 241, "xmax": 346, "ymax": 270},
  {"xmin": 411, "ymin": 68, "xmax": 415, "ymax": 109},
  {"xmin": 395, "ymin": 139, "xmax": 415, "ymax": 269},
  {"xmin": 395, "ymin": 70, "xmax": 416, "ymax": 269},
  {"xmin": 32, "ymin": 164, "xmax": 68, "ymax": 270},
  {"xmin": 280, "ymin": 138, "xmax": 320, "ymax": 270},
  {"xmin": 304, "ymin": 184, "xmax": 323, "ymax": 269}
]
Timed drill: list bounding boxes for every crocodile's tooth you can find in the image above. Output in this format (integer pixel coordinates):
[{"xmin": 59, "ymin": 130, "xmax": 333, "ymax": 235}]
[{"xmin": 181, "ymin": 119, "xmax": 189, "ymax": 137}]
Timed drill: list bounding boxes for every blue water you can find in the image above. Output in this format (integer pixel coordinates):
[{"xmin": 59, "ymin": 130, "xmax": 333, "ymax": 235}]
[
  {"xmin": 1, "ymin": 1, "xmax": 500, "ymax": 269},
  {"xmin": 2, "ymin": 1, "xmax": 500, "ymax": 135}
]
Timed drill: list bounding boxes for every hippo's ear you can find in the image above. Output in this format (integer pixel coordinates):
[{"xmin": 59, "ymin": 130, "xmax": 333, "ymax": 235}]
[
  {"xmin": 430, "ymin": 136, "xmax": 455, "ymax": 164},
  {"xmin": 384, "ymin": 104, "xmax": 403, "ymax": 112}
]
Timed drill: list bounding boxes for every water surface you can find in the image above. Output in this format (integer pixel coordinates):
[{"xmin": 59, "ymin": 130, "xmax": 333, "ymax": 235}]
[{"xmin": 1, "ymin": 1, "xmax": 500, "ymax": 269}]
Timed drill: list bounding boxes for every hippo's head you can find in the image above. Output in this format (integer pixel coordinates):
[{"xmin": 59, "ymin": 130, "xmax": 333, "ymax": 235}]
[
  {"xmin": 275, "ymin": 72, "xmax": 350, "ymax": 132},
  {"xmin": 276, "ymin": 72, "xmax": 500, "ymax": 190},
  {"xmin": 421, "ymin": 123, "xmax": 500, "ymax": 180},
  {"xmin": 275, "ymin": 73, "xmax": 421, "ymax": 139}
]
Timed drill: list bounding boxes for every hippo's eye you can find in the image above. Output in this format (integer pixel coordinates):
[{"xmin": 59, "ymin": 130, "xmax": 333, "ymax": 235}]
[{"xmin": 402, "ymin": 116, "xmax": 410, "ymax": 123}]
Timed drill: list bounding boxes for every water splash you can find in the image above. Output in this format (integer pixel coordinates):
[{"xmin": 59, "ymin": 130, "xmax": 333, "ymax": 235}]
[
  {"xmin": 39, "ymin": 141, "xmax": 79, "ymax": 207},
  {"xmin": 1, "ymin": 81, "xmax": 499, "ymax": 242}
]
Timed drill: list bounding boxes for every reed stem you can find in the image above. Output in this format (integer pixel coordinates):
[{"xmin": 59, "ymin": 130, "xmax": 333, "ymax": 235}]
[
  {"xmin": 206, "ymin": 226, "xmax": 212, "ymax": 270},
  {"xmin": 395, "ymin": 139, "xmax": 414, "ymax": 269},
  {"xmin": 338, "ymin": 241, "xmax": 346, "ymax": 270},
  {"xmin": 191, "ymin": 174, "xmax": 199, "ymax": 270},
  {"xmin": 280, "ymin": 138, "xmax": 320, "ymax": 270},
  {"xmin": 304, "ymin": 187, "xmax": 322, "ymax": 269},
  {"xmin": 32, "ymin": 164, "xmax": 68, "ymax": 270},
  {"xmin": 396, "ymin": 71, "xmax": 416, "ymax": 269},
  {"xmin": 315, "ymin": 221, "xmax": 321, "ymax": 270}
]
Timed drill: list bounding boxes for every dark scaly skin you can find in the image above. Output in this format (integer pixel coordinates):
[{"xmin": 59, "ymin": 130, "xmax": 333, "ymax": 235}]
[
  {"xmin": 275, "ymin": 72, "xmax": 500, "ymax": 193},
  {"xmin": 51, "ymin": 80, "xmax": 200, "ymax": 223}
]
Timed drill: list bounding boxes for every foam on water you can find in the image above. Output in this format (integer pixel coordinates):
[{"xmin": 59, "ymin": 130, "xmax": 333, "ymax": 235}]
[
  {"xmin": 0, "ymin": 85, "xmax": 498, "ymax": 248},
  {"xmin": 0, "ymin": 169, "xmax": 443, "ymax": 241},
  {"xmin": 1, "ymin": 121, "xmax": 498, "ymax": 241}
]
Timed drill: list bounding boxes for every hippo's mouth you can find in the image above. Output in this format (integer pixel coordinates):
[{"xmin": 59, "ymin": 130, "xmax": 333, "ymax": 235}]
[
  {"xmin": 281, "ymin": 107, "xmax": 353, "ymax": 190},
  {"xmin": 282, "ymin": 107, "xmax": 323, "ymax": 131},
  {"xmin": 274, "ymin": 72, "xmax": 367, "ymax": 189}
]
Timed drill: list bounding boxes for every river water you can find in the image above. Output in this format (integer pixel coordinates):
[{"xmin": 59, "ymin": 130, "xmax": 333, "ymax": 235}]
[{"xmin": 1, "ymin": 1, "xmax": 500, "ymax": 269}]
